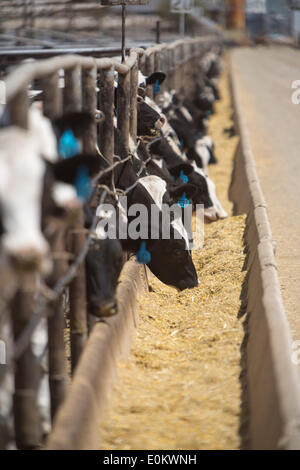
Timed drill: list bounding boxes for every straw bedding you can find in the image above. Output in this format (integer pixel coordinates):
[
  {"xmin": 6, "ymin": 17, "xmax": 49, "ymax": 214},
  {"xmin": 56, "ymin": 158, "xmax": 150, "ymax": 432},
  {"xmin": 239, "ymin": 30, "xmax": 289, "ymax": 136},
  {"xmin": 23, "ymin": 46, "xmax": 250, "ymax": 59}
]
[{"xmin": 100, "ymin": 65, "xmax": 246, "ymax": 450}]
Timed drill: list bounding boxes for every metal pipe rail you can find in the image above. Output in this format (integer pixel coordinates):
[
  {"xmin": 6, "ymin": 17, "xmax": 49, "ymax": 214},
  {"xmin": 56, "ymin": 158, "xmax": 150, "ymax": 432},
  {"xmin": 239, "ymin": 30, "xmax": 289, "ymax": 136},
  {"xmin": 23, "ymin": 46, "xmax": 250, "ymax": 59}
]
[{"xmin": 0, "ymin": 33, "xmax": 220, "ymax": 450}]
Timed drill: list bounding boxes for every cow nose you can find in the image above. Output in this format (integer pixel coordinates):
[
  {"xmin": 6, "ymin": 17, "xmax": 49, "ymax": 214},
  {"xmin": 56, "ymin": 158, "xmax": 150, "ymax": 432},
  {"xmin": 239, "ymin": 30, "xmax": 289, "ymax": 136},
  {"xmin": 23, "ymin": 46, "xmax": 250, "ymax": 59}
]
[
  {"xmin": 204, "ymin": 206, "xmax": 218, "ymax": 223},
  {"xmin": 89, "ymin": 298, "xmax": 118, "ymax": 318},
  {"xmin": 154, "ymin": 116, "xmax": 166, "ymax": 130}
]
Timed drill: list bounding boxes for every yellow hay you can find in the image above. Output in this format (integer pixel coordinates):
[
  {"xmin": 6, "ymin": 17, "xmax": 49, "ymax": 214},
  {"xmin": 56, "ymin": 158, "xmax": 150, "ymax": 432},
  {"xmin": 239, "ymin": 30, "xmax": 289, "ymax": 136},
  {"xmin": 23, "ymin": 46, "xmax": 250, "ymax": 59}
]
[{"xmin": 100, "ymin": 66, "xmax": 245, "ymax": 450}]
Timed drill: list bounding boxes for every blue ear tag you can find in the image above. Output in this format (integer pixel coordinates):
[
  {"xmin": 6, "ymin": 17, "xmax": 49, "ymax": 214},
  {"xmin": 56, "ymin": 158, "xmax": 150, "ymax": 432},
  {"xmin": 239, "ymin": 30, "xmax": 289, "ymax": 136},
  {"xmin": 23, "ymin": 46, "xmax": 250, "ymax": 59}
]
[
  {"xmin": 178, "ymin": 193, "xmax": 189, "ymax": 209},
  {"xmin": 136, "ymin": 241, "xmax": 151, "ymax": 265},
  {"xmin": 179, "ymin": 170, "xmax": 188, "ymax": 184},
  {"xmin": 58, "ymin": 129, "xmax": 81, "ymax": 159},
  {"xmin": 153, "ymin": 79, "xmax": 161, "ymax": 95},
  {"xmin": 205, "ymin": 110, "xmax": 212, "ymax": 117},
  {"xmin": 75, "ymin": 166, "xmax": 91, "ymax": 202},
  {"xmin": 179, "ymin": 139, "xmax": 184, "ymax": 149}
]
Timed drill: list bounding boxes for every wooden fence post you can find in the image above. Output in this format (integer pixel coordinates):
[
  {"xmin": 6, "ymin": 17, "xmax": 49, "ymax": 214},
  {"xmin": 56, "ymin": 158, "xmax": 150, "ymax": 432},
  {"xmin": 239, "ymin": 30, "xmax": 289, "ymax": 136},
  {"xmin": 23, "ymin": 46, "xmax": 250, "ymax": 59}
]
[
  {"xmin": 7, "ymin": 88, "xmax": 28, "ymax": 130},
  {"xmin": 130, "ymin": 60, "xmax": 138, "ymax": 143},
  {"xmin": 42, "ymin": 72, "xmax": 62, "ymax": 121},
  {"xmin": 43, "ymin": 74, "xmax": 67, "ymax": 423},
  {"xmin": 117, "ymin": 70, "xmax": 131, "ymax": 154},
  {"xmin": 63, "ymin": 66, "xmax": 87, "ymax": 374},
  {"xmin": 180, "ymin": 43, "xmax": 186, "ymax": 95},
  {"xmin": 63, "ymin": 65, "xmax": 82, "ymax": 114},
  {"xmin": 7, "ymin": 88, "xmax": 41, "ymax": 449},
  {"xmin": 138, "ymin": 52, "xmax": 146, "ymax": 76},
  {"xmin": 145, "ymin": 53, "xmax": 154, "ymax": 100},
  {"xmin": 11, "ymin": 273, "xmax": 42, "ymax": 449},
  {"xmin": 98, "ymin": 66, "xmax": 115, "ymax": 165},
  {"xmin": 68, "ymin": 207, "xmax": 88, "ymax": 375},
  {"xmin": 160, "ymin": 46, "xmax": 168, "ymax": 94},
  {"xmin": 168, "ymin": 48, "xmax": 175, "ymax": 92},
  {"xmin": 46, "ymin": 221, "xmax": 69, "ymax": 422},
  {"xmin": 153, "ymin": 50, "xmax": 163, "ymax": 103},
  {"xmin": 82, "ymin": 65, "xmax": 97, "ymax": 154}
]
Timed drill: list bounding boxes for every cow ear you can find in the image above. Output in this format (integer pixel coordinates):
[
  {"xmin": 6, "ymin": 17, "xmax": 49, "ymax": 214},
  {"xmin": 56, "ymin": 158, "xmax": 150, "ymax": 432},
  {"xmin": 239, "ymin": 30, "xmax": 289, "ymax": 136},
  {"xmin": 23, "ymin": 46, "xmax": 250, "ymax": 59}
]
[
  {"xmin": 53, "ymin": 112, "xmax": 96, "ymax": 138},
  {"xmin": 146, "ymin": 72, "xmax": 166, "ymax": 86},
  {"xmin": 168, "ymin": 163, "xmax": 194, "ymax": 179},
  {"xmin": 169, "ymin": 183, "xmax": 197, "ymax": 202},
  {"xmin": 51, "ymin": 154, "xmax": 106, "ymax": 185}
]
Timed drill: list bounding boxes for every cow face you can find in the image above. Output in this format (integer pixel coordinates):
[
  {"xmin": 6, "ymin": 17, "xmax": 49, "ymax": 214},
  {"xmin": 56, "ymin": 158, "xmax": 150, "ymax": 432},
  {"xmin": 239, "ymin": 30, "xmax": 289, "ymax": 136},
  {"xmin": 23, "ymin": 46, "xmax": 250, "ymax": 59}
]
[
  {"xmin": 148, "ymin": 136, "xmax": 213, "ymax": 209},
  {"xmin": 192, "ymin": 165, "xmax": 228, "ymax": 222},
  {"xmin": 86, "ymin": 237, "xmax": 123, "ymax": 317},
  {"xmin": 136, "ymin": 95, "xmax": 166, "ymax": 141},
  {"xmin": 148, "ymin": 237, "xmax": 198, "ymax": 291},
  {"xmin": 122, "ymin": 175, "xmax": 198, "ymax": 291},
  {"xmin": 0, "ymin": 127, "xmax": 49, "ymax": 270},
  {"xmin": 138, "ymin": 71, "xmax": 166, "ymax": 90}
]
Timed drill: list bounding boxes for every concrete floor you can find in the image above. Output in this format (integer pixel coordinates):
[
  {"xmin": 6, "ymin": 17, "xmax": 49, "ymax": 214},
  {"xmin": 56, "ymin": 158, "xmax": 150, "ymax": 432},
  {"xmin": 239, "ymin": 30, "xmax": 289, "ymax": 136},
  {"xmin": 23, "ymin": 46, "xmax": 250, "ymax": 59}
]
[{"xmin": 231, "ymin": 46, "xmax": 300, "ymax": 370}]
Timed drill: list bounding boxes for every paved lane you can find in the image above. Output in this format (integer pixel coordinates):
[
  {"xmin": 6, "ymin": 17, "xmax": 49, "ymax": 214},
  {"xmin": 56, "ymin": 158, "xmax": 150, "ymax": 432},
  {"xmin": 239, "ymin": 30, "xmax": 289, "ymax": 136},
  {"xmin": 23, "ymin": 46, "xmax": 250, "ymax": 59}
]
[{"xmin": 231, "ymin": 46, "xmax": 300, "ymax": 368}]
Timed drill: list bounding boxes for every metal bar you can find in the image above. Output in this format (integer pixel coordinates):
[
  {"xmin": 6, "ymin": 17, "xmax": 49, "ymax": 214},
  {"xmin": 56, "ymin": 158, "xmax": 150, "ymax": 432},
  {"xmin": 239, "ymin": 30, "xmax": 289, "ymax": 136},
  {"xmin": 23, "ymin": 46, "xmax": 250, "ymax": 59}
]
[
  {"xmin": 68, "ymin": 208, "xmax": 88, "ymax": 374},
  {"xmin": 0, "ymin": 33, "xmax": 55, "ymax": 48},
  {"xmin": 156, "ymin": 20, "xmax": 161, "ymax": 44}
]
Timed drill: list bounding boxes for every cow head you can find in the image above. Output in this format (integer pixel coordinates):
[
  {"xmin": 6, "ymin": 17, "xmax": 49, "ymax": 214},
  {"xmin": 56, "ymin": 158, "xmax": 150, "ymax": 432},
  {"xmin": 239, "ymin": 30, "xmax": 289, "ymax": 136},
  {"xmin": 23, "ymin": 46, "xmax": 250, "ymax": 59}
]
[
  {"xmin": 86, "ymin": 236, "xmax": 123, "ymax": 317},
  {"xmin": 136, "ymin": 95, "xmax": 166, "ymax": 141},
  {"xmin": 148, "ymin": 237, "xmax": 198, "ymax": 291}
]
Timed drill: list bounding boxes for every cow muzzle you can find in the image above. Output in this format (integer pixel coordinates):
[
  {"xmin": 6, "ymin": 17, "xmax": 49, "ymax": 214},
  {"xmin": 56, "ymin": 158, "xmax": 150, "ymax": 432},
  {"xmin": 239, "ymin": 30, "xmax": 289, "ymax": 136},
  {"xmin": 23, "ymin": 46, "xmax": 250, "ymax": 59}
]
[
  {"xmin": 204, "ymin": 207, "xmax": 218, "ymax": 223},
  {"xmin": 89, "ymin": 297, "xmax": 118, "ymax": 318}
]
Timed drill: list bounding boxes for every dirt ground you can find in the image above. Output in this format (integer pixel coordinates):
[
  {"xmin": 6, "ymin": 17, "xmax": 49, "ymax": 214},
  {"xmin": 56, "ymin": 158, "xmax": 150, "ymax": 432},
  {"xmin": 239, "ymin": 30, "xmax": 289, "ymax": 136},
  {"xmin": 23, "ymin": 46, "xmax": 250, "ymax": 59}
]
[{"xmin": 100, "ymin": 66, "xmax": 246, "ymax": 450}]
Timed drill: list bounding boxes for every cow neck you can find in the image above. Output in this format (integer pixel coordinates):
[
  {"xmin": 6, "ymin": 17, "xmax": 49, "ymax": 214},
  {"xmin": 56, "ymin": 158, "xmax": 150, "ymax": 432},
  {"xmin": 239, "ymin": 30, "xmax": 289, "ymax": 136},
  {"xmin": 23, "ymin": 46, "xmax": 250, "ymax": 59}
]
[{"xmin": 135, "ymin": 139, "xmax": 152, "ymax": 176}]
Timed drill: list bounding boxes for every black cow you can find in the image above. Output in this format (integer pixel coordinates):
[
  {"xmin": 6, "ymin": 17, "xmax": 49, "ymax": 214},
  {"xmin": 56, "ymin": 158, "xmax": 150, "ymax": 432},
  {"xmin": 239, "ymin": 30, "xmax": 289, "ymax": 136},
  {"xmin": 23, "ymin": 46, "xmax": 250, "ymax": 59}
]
[
  {"xmin": 112, "ymin": 131, "xmax": 198, "ymax": 291},
  {"xmin": 148, "ymin": 135, "xmax": 214, "ymax": 209}
]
